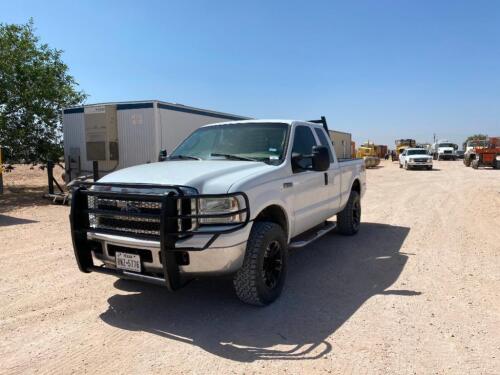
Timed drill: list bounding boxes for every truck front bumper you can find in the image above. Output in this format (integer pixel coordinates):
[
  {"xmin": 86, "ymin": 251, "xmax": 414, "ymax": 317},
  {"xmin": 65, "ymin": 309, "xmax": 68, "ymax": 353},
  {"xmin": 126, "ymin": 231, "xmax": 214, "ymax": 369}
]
[
  {"xmin": 438, "ymin": 154, "xmax": 455, "ymax": 160},
  {"xmin": 70, "ymin": 182, "xmax": 250, "ymax": 290},
  {"xmin": 86, "ymin": 229, "xmax": 249, "ymax": 277},
  {"xmin": 408, "ymin": 159, "xmax": 432, "ymax": 167}
]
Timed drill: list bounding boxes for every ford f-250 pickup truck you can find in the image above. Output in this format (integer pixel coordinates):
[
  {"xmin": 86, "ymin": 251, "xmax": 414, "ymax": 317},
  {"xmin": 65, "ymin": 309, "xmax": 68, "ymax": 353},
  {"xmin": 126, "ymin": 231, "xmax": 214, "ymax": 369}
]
[
  {"xmin": 399, "ymin": 148, "xmax": 433, "ymax": 170},
  {"xmin": 70, "ymin": 118, "xmax": 366, "ymax": 305}
]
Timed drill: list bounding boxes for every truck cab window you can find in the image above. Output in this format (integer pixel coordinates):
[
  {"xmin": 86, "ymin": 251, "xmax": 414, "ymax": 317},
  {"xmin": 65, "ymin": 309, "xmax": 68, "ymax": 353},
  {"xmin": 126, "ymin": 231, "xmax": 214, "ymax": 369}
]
[
  {"xmin": 313, "ymin": 128, "xmax": 334, "ymax": 163},
  {"xmin": 292, "ymin": 126, "xmax": 317, "ymax": 171}
]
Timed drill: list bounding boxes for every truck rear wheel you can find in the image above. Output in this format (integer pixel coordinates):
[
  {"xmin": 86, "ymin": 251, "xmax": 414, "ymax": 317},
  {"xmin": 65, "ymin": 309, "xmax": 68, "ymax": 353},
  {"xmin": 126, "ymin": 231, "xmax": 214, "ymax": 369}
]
[
  {"xmin": 337, "ymin": 190, "xmax": 361, "ymax": 236},
  {"xmin": 233, "ymin": 222, "xmax": 287, "ymax": 306}
]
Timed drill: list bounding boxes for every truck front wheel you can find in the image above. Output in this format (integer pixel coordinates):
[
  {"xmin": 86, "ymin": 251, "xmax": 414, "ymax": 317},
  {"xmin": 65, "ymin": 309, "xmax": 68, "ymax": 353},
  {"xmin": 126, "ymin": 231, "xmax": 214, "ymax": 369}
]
[
  {"xmin": 233, "ymin": 222, "xmax": 288, "ymax": 306},
  {"xmin": 337, "ymin": 190, "xmax": 361, "ymax": 236}
]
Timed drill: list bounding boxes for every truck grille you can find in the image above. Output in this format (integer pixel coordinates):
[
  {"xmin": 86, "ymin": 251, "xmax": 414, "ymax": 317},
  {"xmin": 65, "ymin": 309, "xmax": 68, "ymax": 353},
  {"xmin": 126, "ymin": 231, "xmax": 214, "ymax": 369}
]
[
  {"xmin": 444, "ymin": 150, "xmax": 452, "ymax": 154},
  {"xmin": 414, "ymin": 158, "xmax": 428, "ymax": 162},
  {"xmin": 88, "ymin": 196, "xmax": 195, "ymax": 237}
]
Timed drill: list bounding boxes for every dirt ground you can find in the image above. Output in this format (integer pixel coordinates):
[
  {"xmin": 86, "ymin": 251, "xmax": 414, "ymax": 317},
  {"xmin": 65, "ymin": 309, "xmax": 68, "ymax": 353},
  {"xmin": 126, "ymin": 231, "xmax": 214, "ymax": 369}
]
[{"xmin": 1, "ymin": 161, "xmax": 499, "ymax": 374}]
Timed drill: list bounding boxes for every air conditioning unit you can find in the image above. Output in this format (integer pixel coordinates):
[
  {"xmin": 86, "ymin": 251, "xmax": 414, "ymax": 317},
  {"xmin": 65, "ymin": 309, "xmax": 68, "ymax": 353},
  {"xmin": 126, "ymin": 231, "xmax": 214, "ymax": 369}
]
[{"xmin": 84, "ymin": 105, "xmax": 118, "ymax": 161}]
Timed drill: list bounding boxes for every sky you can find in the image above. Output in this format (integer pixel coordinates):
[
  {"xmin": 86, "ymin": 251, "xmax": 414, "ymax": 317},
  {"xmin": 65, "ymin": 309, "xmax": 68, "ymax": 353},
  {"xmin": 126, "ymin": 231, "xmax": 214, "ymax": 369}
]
[{"xmin": 1, "ymin": 0, "xmax": 499, "ymax": 147}]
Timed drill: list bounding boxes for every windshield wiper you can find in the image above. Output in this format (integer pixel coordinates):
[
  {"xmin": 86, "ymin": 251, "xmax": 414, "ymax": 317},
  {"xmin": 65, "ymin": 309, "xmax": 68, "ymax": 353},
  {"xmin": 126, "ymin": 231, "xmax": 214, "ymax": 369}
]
[
  {"xmin": 168, "ymin": 155, "xmax": 201, "ymax": 161},
  {"xmin": 210, "ymin": 153, "xmax": 259, "ymax": 162}
]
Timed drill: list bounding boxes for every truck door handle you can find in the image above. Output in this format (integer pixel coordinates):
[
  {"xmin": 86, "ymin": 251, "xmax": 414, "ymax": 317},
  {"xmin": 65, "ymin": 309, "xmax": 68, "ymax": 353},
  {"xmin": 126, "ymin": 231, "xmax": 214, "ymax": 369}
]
[
  {"xmin": 324, "ymin": 172, "xmax": 328, "ymax": 185},
  {"xmin": 283, "ymin": 182, "xmax": 293, "ymax": 189}
]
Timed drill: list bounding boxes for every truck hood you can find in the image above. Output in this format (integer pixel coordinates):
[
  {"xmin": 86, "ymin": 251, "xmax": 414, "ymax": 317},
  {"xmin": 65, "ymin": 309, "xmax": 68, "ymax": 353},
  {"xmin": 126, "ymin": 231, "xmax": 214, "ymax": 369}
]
[
  {"xmin": 98, "ymin": 160, "xmax": 275, "ymax": 194},
  {"xmin": 407, "ymin": 154, "xmax": 432, "ymax": 160}
]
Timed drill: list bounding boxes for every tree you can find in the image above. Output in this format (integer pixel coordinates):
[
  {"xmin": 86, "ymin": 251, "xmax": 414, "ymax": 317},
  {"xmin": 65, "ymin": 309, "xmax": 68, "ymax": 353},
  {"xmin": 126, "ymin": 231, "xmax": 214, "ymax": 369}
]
[
  {"xmin": 0, "ymin": 19, "xmax": 86, "ymax": 162},
  {"xmin": 463, "ymin": 134, "xmax": 488, "ymax": 149},
  {"xmin": 465, "ymin": 134, "xmax": 488, "ymax": 141}
]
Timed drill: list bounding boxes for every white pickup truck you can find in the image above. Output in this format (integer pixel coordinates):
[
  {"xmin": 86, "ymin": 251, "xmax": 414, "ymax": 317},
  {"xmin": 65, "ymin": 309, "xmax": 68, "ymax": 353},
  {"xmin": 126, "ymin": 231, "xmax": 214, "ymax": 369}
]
[
  {"xmin": 399, "ymin": 148, "xmax": 433, "ymax": 170},
  {"xmin": 70, "ymin": 118, "xmax": 366, "ymax": 305}
]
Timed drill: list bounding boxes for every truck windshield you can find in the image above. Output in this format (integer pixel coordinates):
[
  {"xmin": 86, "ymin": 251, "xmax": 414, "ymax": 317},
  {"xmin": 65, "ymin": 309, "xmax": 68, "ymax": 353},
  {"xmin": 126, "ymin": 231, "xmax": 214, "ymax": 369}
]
[
  {"xmin": 170, "ymin": 123, "xmax": 289, "ymax": 164},
  {"xmin": 407, "ymin": 149, "xmax": 428, "ymax": 155},
  {"xmin": 439, "ymin": 143, "xmax": 455, "ymax": 148}
]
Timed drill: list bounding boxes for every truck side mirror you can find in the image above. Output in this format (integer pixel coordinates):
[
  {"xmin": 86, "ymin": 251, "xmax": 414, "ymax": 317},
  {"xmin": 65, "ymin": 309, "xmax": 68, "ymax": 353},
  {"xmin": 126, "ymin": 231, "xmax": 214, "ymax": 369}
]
[
  {"xmin": 158, "ymin": 149, "xmax": 167, "ymax": 162},
  {"xmin": 312, "ymin": 146, "xmax": 330, "ymax": 171}
]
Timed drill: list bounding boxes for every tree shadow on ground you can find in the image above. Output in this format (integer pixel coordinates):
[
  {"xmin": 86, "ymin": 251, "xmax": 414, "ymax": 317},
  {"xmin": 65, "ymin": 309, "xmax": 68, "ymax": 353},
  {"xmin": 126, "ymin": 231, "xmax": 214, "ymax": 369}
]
[
  {"xmin": 100, "ymin": 223, "xmax": 416, "ymax": 362},
  {"xmin": 0, "ymin": 185, "xmax": 51, "ymax": 213},
  {"xmin": 0, "ymin": 214, "xmax": 38, "ymax": 227}
]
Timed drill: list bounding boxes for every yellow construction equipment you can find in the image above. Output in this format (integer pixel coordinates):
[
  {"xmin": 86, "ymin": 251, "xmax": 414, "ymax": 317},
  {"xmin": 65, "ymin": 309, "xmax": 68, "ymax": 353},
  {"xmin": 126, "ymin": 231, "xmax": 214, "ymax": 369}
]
[
  {"xmin": 393, "ymin": 139, "xmax": 416, "ymax": 161},
  {"xmin": 356, "ymin": 141, "xmax": 381, "ymax": 168}
]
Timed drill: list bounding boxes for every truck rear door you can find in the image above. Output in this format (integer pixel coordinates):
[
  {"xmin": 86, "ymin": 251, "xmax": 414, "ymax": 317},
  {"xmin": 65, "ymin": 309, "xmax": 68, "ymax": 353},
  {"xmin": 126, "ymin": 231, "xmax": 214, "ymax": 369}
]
[
  {"xmin": 313, "ymin": 127, "xmax": 342, "ymax": 215},
  {"xmin": 290, "ymin": 125, "xmax": 330, "ymax": 235}
]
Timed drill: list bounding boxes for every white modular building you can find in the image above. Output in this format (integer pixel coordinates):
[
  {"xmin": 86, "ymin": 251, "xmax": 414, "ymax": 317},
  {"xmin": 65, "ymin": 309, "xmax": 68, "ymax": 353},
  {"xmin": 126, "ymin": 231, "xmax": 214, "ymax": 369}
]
[
  {"xmin": 328, "ymin": 130, "xmax": 352, "ymax": 160},
  {"xmin": 62, "ymin": 100, "xmax": 249, "ymax": 179}
]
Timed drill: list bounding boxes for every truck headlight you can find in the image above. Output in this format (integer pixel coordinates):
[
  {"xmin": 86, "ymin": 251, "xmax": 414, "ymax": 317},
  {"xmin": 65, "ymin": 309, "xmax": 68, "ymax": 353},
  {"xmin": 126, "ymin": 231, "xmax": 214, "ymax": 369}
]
[{"xmin": 197, "ymin": 195, "xmax": 247, "ymax": 224}]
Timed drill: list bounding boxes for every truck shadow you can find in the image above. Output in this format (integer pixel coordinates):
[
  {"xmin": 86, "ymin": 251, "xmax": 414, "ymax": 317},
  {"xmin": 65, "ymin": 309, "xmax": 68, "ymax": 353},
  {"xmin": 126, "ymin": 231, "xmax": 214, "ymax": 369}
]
[
  {"xmin": 406, "ymin": 168, "xmax": 441, "ymax": 171},
  {"xmin": 100, "ymin": 223, "xmax": 414, "ymax": 362}
]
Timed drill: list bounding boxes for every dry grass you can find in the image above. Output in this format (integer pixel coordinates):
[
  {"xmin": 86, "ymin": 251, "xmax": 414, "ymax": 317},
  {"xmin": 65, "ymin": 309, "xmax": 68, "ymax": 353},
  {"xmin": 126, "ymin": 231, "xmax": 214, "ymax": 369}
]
[{"xmin": 0, "ymin": 164, "xmax": 66, "ymax": 213}]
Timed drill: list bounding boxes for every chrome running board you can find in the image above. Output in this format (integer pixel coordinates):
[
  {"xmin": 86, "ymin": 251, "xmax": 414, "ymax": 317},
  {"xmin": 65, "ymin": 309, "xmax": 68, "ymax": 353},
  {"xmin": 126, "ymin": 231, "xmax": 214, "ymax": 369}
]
[{"xmin": 289, "ymin": 221, "xmax": 337, "ymax": 249}]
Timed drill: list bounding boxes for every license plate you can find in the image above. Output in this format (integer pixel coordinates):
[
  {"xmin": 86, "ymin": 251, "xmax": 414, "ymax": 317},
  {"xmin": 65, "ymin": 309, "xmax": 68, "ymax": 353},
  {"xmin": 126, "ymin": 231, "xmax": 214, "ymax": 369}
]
[{"xmin": 116, "ymin": 252, "xmax": 141, "ymax": 272}]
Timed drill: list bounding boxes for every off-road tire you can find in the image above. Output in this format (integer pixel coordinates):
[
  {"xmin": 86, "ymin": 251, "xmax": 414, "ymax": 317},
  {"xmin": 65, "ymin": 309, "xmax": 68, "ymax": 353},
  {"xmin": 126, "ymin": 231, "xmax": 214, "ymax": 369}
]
[
  {"xmin": 337, "ymin": 190, "xmax": 361, "ymax": 236},
  {"xmin": 399, "ymin": 162, "xmax": 402, "ymax": 168},
  {"xmin": 471, "ymin": 159, "xmax": 479, "ymax": 169},
  {"xmin": 464, "ymin": 158, "xmax": 471, "ymax": 167},
  {"xmin": 233, "ymin": 222, "xmax": 287, "ymax": 306}
]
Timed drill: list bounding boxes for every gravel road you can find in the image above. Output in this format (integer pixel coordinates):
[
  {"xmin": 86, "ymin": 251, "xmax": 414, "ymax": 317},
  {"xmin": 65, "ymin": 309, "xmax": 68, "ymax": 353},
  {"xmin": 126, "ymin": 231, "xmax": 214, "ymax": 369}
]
[{"xmin": 1, "ymin": 161, "xmax": 499, "ymax": 374}]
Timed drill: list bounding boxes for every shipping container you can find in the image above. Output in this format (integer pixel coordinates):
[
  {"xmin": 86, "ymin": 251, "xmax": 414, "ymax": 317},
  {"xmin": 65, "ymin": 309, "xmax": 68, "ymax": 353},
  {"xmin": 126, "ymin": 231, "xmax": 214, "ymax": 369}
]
[
  {"xmin": 62, "ymin": 100, "xmax": 249, "ymax": 180},
  {"xmin": 375, "ymin": 145, "xmax": 388, "ymax": 158}
]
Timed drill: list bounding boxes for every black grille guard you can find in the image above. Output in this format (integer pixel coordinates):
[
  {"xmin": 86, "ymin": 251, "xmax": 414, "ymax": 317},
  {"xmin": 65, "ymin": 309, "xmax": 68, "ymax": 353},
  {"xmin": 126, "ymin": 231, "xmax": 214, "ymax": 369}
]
[{"xmin": 70, "ymin": 182, "xmax": 250, "ymax": 290}]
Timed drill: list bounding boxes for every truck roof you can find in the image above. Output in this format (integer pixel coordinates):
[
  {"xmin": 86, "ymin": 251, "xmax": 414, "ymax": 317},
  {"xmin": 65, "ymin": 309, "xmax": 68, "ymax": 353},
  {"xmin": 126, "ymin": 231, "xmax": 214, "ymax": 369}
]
[{"xmin": 201, "ymin": 119, "xmax": 324, "ymax": 128}]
